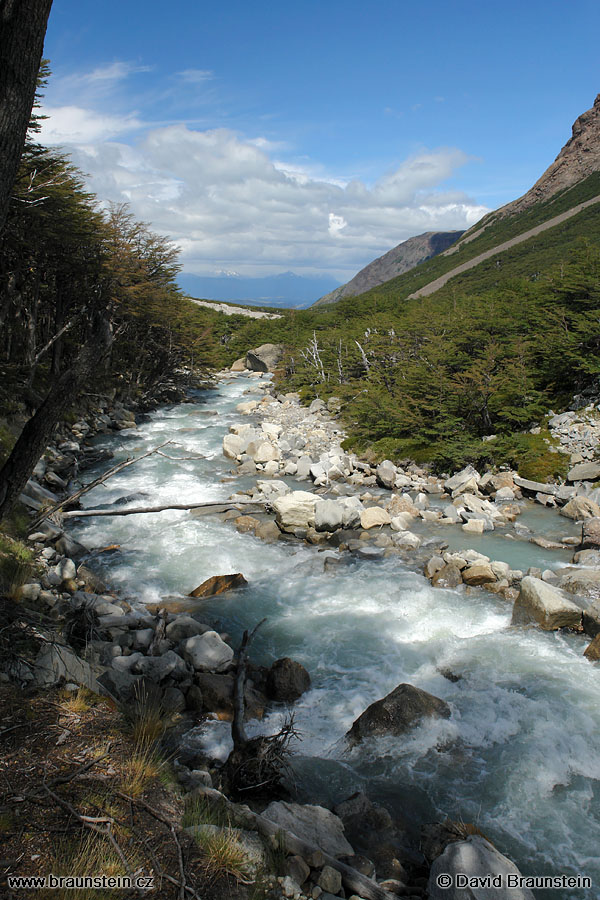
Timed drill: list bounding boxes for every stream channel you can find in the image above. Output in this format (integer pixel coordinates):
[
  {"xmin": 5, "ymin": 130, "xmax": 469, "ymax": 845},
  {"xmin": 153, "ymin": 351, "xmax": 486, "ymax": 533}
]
[{"xmin": 68, "ymin": 374, "xmax": 600, "ymax": 899}]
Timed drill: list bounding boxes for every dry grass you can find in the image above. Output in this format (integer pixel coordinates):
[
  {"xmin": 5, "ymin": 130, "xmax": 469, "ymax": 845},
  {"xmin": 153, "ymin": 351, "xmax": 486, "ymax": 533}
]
[
  {"xmin": 195, "ymin": 827, "xmax": 255, "ymax": 885},
  {"xmin": 40, "ymin": 831, "xmax": 139, "ymax": 900},
  {"xmin": 59, "ymin": 686, "xmax": 99, "ymax": 716},
  {"xmin": 121, "ymin": 679, "xmax": 170, "ymax": 747},
  {"xmin": 119, "ymin": 738, "xmax": 165, "ymax": 798}
]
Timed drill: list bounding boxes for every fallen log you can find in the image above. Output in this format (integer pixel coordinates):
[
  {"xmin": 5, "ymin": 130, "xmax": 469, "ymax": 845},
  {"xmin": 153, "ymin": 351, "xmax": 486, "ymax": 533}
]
[
  {"xmin": 61, "ymin": 500, "xmax": 264, "ymax": 519},
  {"xmin": 187, "ymin": 785, "xmax": 396, "ymax": 900},
  {"xmin": 31, "ymin": 441, "xmax": 173, "ymax": 530}
]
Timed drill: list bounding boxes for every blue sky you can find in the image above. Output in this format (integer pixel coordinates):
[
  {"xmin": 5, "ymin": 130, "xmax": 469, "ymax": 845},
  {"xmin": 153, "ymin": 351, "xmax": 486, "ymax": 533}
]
[{"xmin": 41, "ymin": 0, "xmax": 600, "ymax": 280}]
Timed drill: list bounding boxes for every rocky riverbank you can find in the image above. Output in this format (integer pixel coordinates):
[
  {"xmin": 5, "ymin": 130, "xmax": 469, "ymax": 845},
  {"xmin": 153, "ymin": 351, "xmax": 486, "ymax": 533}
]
[
  {"xmin": 4, "ymin": 361, "xmax": 600, "ymax": 898},
  {"xmin": 218, "ymin": 368, "xmax": 600, "ymax": 662}
]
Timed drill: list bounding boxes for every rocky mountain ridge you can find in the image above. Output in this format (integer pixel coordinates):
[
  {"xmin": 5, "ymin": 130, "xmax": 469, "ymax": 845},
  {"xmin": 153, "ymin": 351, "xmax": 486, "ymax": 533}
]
[{"xmin": 312, "ymin": 230, "xmax": 464, "ymax": 307}]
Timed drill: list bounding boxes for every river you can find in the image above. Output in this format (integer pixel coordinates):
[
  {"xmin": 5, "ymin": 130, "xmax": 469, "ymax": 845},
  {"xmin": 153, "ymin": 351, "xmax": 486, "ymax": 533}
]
[{"xmin": 68, "ymin": 374, "xmax": 600, "ymax": 899}]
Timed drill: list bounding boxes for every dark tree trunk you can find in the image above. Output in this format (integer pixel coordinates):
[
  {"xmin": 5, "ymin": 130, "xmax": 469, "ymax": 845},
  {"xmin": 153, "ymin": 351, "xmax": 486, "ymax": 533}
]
[
  {"xmin": 0, "ymin": 0, "xmax": 53, "ymax": 235},
  {"xmin": 0, "ymin": 313, "xmax": 112, "ymax": 520}
]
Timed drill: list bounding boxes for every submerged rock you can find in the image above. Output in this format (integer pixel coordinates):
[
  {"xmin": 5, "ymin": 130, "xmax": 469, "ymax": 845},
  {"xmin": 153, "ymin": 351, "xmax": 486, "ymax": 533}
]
[
  {"xmin": 189, "ymin": 573, "xmax": 248, "ymax": 598},
  {"xmin": 347, "ymin": 683, "xmax": 451, "ymax": 744}
]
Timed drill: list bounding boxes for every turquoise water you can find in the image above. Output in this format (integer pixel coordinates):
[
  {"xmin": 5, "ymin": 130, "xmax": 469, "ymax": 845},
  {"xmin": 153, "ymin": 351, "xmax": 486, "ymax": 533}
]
[{"xmin": 69, "ymin": 375, "xmax": 600, "ymax": 899}]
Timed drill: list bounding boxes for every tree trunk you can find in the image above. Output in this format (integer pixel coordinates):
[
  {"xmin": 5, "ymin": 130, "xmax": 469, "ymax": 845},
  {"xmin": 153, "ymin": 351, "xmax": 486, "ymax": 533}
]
[
  {"xmin": 0, "ymin": 0, "xmax": 53, "ymax": 235},
  {"xmin": 0, "ymin": 313, "xmax": 112, "ymax": 520}
]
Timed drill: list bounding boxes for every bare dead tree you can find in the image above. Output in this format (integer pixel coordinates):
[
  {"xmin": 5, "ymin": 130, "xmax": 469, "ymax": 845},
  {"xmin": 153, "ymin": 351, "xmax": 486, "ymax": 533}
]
[
  {"xmin": 355, "ymin": 339, "xmax": 371, "ymax": 374},
  {"xmin": 300, "ymin": 331, "xmax": 326, "ymax": 383}
]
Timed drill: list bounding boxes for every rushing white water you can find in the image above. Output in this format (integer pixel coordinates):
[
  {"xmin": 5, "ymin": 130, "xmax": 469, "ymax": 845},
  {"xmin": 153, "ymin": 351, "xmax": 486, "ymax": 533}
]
[{"xmin": 70, "ymin": 376, "xmax": 600, "ymax": 898}]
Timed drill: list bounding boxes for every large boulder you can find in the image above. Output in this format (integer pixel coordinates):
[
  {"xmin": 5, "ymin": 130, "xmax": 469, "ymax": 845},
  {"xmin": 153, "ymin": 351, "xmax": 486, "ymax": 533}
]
[
  {"xmin": 360, "ymin": 507, "xmax": 391, "ymax": 529},
  {"xmin": 560, "ymin": 496, "xmax": 600, "ymax": 520},
  {"xmin": 314, "ymin": 499, "xmax": 344, "ymax": 533},
  {"xmin": 266, "ymin": 658, "xmax": 311, "ymax": 701},
  {"xmin": 262, "ymin": 802, "xmax": 354, "ymax": 858},
  {"xmin": 512, "ymin": 474, "xmax": 558, "ymax": 496},
  {"xmin": 511, "ymin": 576, "xmax": 583, "ymax": 630},
  {"xmin": 376, "ymin": 460, "xmax": 397, "ymax": 490},
  {"xmin": 182, "ymin": 632, "xmax": 234, "ymax": 672},
  {"xmin": 556, "ymin": 567, "xmax": 600, "ymax": 602},
  {"xmin": 428, "ymin": 835, "xmax": 534, "ymax": 900},
  {"xmin": 246, "ymin": 343, "xmax": 285, "ymax": 372},
  {"xmin": 462, "ymin": 563, "xmax": 497, "ymax": 586},
  {"xmin": 273, "ymin": 491, "xmax": 322, "ymax": 532},
  {"xmin": 444, "ymin": 465, "xmax": 480, "ymax": 494},
  {"xmin": 568, "ymin": 461, "xmax": 600, "ymax": 482},
  {"xmin": 190, "ymin": 573, "xmax": 248, "ymax": 598},
  {"xmin": 347, "ymin": 683, "xmax": 450, "ymax": 744},
  {"xmin": 581, "ymin": 517, "xmax": 600, "ymax": 550},
  {"xmin": 223, "ymin": 433, "xmax": 243, "ymax": 459},
  {"xmin": 166, "ymin": 615, "xmax": 209, "ymax": 642},
  {"xmin": 33, "ymin": 643, "xmax": 100, "ymax": 691}
]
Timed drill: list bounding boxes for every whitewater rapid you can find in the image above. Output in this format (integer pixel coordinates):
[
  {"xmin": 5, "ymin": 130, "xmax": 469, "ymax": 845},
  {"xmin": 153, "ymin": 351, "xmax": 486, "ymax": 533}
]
[{"xmin": 69, "ymin": 375, "xmax": 600, "ymax": 899}]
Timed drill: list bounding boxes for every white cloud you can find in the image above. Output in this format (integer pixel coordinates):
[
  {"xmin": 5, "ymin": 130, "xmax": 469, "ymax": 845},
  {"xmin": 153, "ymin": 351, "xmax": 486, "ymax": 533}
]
[
  {"xmin": 39, "ymin": 62, "xmax": 488, "ymax": 279},
  {"xmin": 40, "ymin": 106, "xmax": 144, "ymax": 144}
]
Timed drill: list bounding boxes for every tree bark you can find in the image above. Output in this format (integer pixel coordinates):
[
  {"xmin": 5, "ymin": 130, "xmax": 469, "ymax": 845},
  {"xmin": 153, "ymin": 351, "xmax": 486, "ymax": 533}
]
[
  {"xmin": 0, "ymin": 313, "xmax": 112, "ymax": 520},
  {"xmin": 0, "ymin": 0, "xmax": 53, "ymax": 235}
]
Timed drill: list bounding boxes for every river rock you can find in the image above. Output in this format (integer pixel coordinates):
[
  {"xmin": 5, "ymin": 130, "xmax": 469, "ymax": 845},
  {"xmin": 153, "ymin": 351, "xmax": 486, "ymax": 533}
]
[
  {"xmin": 166, "ymin": 615, "xmax": 209, "ymax": 642},
  {"xmin": 573, "ymin": 549, "xmax": 600, "ymax": 565},
  {"xmin": 189, "ymin": 573, "xmax": 248, "ymax": 598},
  {"xmin": 262, "ymin": 802, "xmax": 354, "ymax": 858},
  {"xmin": 432, "ymin": 564, "xmax": 463, "ymax": 588},
  {"xmin": 387, "ymin": 494, "xmax": 419, "ymax": 517},
  {"xmin": 462, "ymin": 519, "xmax": 485, "ymax": 534},
  {"xmin": 133, "ymin": 650, "xmax": 188, "ymax": 682},
  {"xmin": 556, "ymin": 567, "xmax": 600, "ymax": 600},
  {"xmin": 560, "ymin": 496, "xmax": 600, "ymax": 520},
  {"xmin": 584, "ymin": 634, "xmax": 600, "ymax": 661},
  {"xmin": 360, "ymin": 507, "xmax": 391, "ymax": 529},
  {"xmin": 273, "ymin": 491, "xmax": 322, "ymax": 532},
  {"xmin": 568, "ymin": 461, "xmax": 600, "ymax": 482},
  {"xmin": 314, "ymin": 500, "xmax": 344, "ymax": 532},
  {"xmin": 581, "ymin": 517, "xmax": 600, "ymax": 550},
  {"xmin": 223, "ymin": 433, "xmax": 243, "ymax": 459},
  {"xmin": 194, "ymin": 673, "xmax": 265, "ymax": 719},
  {"xmin": 424, "ymin": 556, "xmax": 445, "ymax": 579},
  {"xmin": 462, "ymin": 563, "xmax": 497, "ymax": 585},
  {"xmin": 317, "ymin": 866, "xmax": 342, "ymax": 895},
  {"xmin": 266, "ymin": 657, "xmax": 311, "ymax": 701},
  {"xmin": 33, "ymin": 643, "xmax": 100, "ymax": 691},
  {"xmin": 582, "ymin": 600, "xmax": 600, "ymax": 637},
  {"xmin": 444, "ymin": 465, "xmax": 480, "ymax": 494},
  {"xmin": 513, "ymin": 474, "xmax": 558, "ymax": 496},
  {"xmin": 391, "ymin": 530, "xmax": 422, "ymax": 550},
  {"xmin": 235, "ymin": 515, "xmax": 260, "ymax": 534},
  {"xmin": 230, "ymin": 357, "xmax": 247, "ymax": 372},
  {"xmin": 246, "ymin": 343, "xmax": 285, "ymax": 372},
  {"xmin": 428, "ymin": 835, "xmax": 534, "ymax": 900},
  {"xmin": 347, "ymin": 683, "xmax": 451, "ymax": 744},
  {"xmin": 511, "ymin": 576, "xmax": 583, "ymax": 630},
  {"xmin": 182, "ymin": 632, "xmax": 234, "ymax": 672},
  {"xmin": 376, "ymin": 460, "xmax": 397, "ymax": 490},
  {"xmin": 236, "ymin": 400, "xmax": 258, "ymax": 414}
]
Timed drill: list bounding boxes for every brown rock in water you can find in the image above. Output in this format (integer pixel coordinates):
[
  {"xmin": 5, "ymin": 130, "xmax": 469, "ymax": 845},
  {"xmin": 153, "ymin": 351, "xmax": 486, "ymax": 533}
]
[
  {"xmin": 347, "ymin": 683, "xmax": 450, "ymax": 744},
  {"xmin": 584, "ymin": 634, "xmax": 600, "ymax": 661},
  {"xmin": 432, "ymin": 564, "xmax": 463, "ymax": 589},
  {"xmin": 462, "ymin": 563, "xmax": 497, "ymax": 586},
  {"xmin": 76, "ymin": 564, "xmax": 107, "ymax": 594},
  {"xmin": 189, "ymin": 573, "xmax": 248, "ymax": 598},
  {"xmin": 266, "ymin": 658, "xmax": 311, "ymax": 701},
  {"xmin": 234, "ymin": 515, "xmax": 260, "ymax": 534}
]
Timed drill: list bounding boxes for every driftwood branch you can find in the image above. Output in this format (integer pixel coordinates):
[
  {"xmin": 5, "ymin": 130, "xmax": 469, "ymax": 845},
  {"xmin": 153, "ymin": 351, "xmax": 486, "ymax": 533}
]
[
  {"xmin": 188, "ymin": 786, "xmax": 395, "ymax": 900},
  {"xmin": 61, "ymin": 500, "xmax": 263, "ymax": 520},
  {"xmin": 31, "ymin": 442, "xmax": 173, "ymax": 530},
  {"xmin": 232, "ymin": 618, "xmax": 267, "ymax": 749}
]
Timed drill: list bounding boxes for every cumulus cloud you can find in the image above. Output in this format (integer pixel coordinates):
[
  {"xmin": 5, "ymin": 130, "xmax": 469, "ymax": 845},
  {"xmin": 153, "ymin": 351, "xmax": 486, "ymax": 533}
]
[{"xmin": 39, "ymin": 64, "xmax": 488, "ymax": 279}]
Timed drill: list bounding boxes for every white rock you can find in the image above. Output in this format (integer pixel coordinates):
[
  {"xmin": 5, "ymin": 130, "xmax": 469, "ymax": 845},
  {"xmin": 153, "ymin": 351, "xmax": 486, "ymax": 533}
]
[
  {"xmin": 182, "ymin": 631, "xmax": 234, "ymax": 672},
  {"xmin": 360, "ymin": 507, "xmax": 391, "ymax": 529}
]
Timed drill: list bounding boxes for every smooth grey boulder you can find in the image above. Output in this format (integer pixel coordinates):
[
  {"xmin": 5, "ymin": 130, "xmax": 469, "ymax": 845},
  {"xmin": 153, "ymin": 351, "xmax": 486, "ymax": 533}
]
[
  {"xmin": 568, "ymin": 461, "xmax": 600, "ymax": 482},
  {"xmin": 444, "ymin": 466, "xmax": 480, "ymax": 494},
  {"xmin": 376, "ymin": 460, "xmax": 397, "ymax": 490},
  {"xmin": 33, "ymin": 643, "xmax": 100, "ymax": 691},
  {"xmin": 513, "ymin": 474, "xmax": 558, "ymax": 496},
  {"xmin": 428, "ymin": 835, "xmax": 534, "ymax": 899},
  {"xmin": 511, "ymin": 576, "xmax": 583, "ymax": 630},
  {"xmin": 133, "ymin": 650, "xmax": 189, "ymax": 681},
  {"xmin": 246, "ymin": 343, "xmax": 285, "ymax": 372},
  {"xmin": 347, "ymin": 683, "xmax": 450, "ymax": 744},
  {"xmin": 166, "ymin": 615, "xmax": 209, "ymax": 643},
  {"xmin": 182, "ymin": 631, "xmax": 234, "ymax": 672},
  {"xmin": 560, "ymin": 496, "xmax": 600, "ymax": 520},
  {"xmin": 262, "ymin": 801, "xmax": 354, "ymax": 858},
  {"xmin": 314, "ymin": 499, "xmax": 344, "ymax": 532},
  {"xmin": 581, "ymin": 517, "xmax": 600, "ymax": 550}
]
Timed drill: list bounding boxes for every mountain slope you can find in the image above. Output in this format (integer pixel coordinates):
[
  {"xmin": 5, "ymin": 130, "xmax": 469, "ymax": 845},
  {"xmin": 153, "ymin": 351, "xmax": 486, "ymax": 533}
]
[{"xmin": 313, "ymin": 230, "xmax": 464, "ymax": 307}]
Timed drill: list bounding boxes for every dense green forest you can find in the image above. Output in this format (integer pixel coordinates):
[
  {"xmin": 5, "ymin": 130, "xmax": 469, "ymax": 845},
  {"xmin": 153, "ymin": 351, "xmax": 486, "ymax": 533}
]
[{"xmin": 217, "ymin": 233, "xmax": 600, "ymax": 479}]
